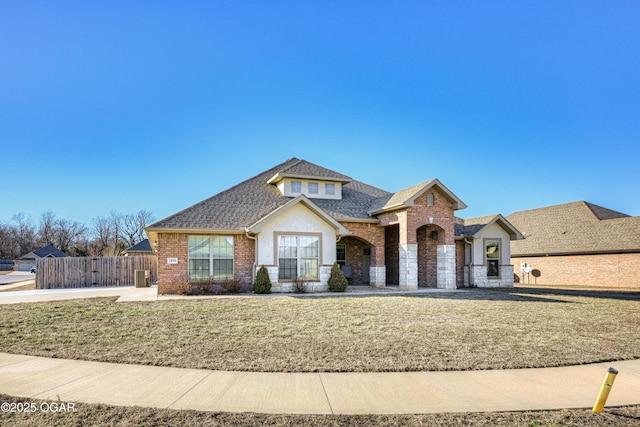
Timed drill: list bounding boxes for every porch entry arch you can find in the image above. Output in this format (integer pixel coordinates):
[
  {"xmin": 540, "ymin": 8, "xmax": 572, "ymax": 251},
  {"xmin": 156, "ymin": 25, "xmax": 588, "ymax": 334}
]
[
  {"xmin": 337, "ymin": 235, "xmax": 376, "ymax": 285},
  {"xmin": 417, "ymin": 224, "xmax": 446, "ymax": 288}
]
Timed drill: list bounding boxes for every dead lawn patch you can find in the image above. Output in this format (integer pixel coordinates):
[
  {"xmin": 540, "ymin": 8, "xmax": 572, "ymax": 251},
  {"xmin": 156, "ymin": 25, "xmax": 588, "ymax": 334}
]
[{"xmin": 0, "ymin": 288, "xmax": 638, "ymax": 372}]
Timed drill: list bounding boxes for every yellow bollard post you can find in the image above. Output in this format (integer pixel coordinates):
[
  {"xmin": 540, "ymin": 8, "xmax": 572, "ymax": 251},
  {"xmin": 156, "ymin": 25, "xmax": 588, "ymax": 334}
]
[{"xmin": 592, "ymin": 367, "xmax": 618, "ymax": 412}]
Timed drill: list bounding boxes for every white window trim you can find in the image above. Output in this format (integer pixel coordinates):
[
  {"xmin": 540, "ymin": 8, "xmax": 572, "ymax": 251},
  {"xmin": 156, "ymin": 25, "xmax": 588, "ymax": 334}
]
[
  {"xmin": 276, "ymin": 233, "xmax": 321, "ymax": 280},
  {"xmin": 484, "ymin": 238, "xmax": 501, "ymax": 278},
  {"xmin": 188, "ymin": 236, "xmax": 234, "ymax": 281}
]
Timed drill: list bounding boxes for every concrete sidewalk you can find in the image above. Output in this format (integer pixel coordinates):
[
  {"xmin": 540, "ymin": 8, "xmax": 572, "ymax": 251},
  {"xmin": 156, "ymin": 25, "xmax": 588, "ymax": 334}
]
[{"xmin": 0, "ymin": 353, "xmax": 638, "ymax": 414}]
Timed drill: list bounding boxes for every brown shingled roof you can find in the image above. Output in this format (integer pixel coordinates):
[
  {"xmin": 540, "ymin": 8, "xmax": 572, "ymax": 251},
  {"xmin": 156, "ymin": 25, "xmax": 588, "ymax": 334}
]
[{"xmin": 507, "ymin": 201, "xmax": 640, "ymax": 256}]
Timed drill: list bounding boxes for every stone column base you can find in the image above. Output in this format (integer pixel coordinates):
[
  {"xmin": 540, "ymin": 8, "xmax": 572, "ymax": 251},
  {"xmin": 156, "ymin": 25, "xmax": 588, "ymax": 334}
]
[{"xmin": 369, "ymin": 266, "xmax": 386, "ymax": 288}]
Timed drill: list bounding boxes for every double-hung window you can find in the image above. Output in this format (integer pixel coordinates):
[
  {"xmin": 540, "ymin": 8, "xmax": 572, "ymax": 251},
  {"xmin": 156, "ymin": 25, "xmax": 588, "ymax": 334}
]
[
  {"xmin": 188, "ymin": 236, "xmax": 234, "ymax": 281},
  {"xmin": 485, "ymin": 239, "xmax": 500, "ymax": 277},
  {"xmin": 336, "ymin": 244, "xmax": 346, "ymax": 267},
  {"xmin": 278, "ymin": 235, "xmax": 319, "ymax": 280}
]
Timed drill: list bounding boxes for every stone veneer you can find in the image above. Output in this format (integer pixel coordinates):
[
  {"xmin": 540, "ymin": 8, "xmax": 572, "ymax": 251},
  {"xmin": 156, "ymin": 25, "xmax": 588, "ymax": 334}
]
[
  {"xmin": 437, "ymin": 244, "xmax": 457, "ymax": 289},
  {"xmin": 469, "ymin": 265, "xmax": 515, "ymax": 288}
]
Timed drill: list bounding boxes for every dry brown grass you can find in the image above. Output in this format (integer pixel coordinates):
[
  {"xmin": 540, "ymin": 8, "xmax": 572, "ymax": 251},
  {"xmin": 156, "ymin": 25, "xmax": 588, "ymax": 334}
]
[
  {"xmin": 0, "ymin": 288, "xmax": 639, "ymax": 373},
  {"xmin": 1, "ymin": 394, "xmax": 639, "ymax": 426}
]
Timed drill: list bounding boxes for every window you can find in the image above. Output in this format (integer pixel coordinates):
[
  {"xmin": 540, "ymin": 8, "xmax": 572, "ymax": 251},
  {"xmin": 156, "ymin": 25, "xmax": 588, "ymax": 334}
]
[
  {"xmin": 278, "ymin": 235, "xmax": 319, "ymax": 279},
  {"xmin": 325, "ymin": 183, "xmax": 335, "ymax": 195},
  {"xmin": 291, "ymin": 181, "xmax": 302, "ymax": 193},
  {"xmin": 336, "ymin": 244, "xmax": 346, "ymax": 266},
  {"xmin": 308, "ymin": 182, "xmax": 319, "ymax": 194},
  {"xmin": 188, "ymin": 236, "xmax": 234, "ymax": 281},
  {"xmin": 485, "ymin": 239, "xmax": 500, "ymax": 277}
]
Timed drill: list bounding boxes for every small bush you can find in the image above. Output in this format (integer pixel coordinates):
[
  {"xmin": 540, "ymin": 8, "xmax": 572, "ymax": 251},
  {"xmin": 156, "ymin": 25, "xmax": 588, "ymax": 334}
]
[
  {"xmin": 253, "ymin": 266, "xmax": 271, "ymax": 294},
  {"xmin": 328, "ymin": 262, "xmax": 348, "ymax": 292},
  {"xmin": 292, "ymin": 276, "xmax": 308, "ymax": 293},
  {"xmin": 176, "ymin": 280, "xmax": 191, "ymax": 295},
  {"xmin": 220, "ymin": 278, "xmax": 242, "ymax": 294}
]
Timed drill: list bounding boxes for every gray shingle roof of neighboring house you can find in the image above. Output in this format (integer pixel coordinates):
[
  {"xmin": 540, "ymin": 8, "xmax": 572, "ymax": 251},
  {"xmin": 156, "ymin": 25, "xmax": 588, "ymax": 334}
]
[
  {"xmin": 148, "ymin": 158, "xmax": 391, "ymax": 232},
  {"xmin": 123, "ymin": 239, "xmax": 153, "ymax": 254},
  {"xmin": 454, "ymin": 215, "xmax": 523, "ymax": 240},
  {"xmin": 19, "ymin": 245, "xmax": 68, "ymax": 260},
  {"xmin": 507, "ymin": 201, "xmax": 640, "ymax": 256}
]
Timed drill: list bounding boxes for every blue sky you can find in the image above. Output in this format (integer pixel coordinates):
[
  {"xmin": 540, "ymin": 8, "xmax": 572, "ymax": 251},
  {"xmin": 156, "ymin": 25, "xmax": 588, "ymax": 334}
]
[{"xmin": 2, "ymin": 1, "xmax": 639, "ymax": 227}]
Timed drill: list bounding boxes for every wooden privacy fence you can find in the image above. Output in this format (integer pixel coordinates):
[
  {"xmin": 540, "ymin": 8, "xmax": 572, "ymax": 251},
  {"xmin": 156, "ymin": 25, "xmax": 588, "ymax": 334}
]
[{"xmin": 36, "ymin": 256, "xmax": 158, "ymax": 289}]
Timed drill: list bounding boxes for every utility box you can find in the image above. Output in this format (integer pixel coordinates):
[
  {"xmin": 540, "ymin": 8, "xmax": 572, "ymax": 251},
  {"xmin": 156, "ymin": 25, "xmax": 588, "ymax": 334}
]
[{"xmin": 134, "ymin": 270, "xmax": 149, "ymax": 288}]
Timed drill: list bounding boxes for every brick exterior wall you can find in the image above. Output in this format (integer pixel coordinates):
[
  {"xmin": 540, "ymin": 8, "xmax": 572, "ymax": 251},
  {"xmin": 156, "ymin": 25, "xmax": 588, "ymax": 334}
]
[
  {"xmin": 157, "ymin": 233, "xmax": 188, "ymax": 294},
  {"xmin": 385, "ymin": 225, "xmax": 400, "ymax": 285},
  {"xmin": 157, "ymin": 233, "xmax": 255, "ymax": 294},
  {"xmin": 512, "ymin": 253, "xmax": 640, "ymax": 288},
  {"xmin": 339, "ymin": 221, "xmax": 385, "ymax": 266},
  {"xmin": 417, "ymin": 226, "xmax": 438, "ymax": 287},
  {"xmin": 455, "ymin": 240, "xmax": 465, "ymax": 288},
  {"xmin": 339, "ymin": 236, "xmax": 367, "ymax": 285}
]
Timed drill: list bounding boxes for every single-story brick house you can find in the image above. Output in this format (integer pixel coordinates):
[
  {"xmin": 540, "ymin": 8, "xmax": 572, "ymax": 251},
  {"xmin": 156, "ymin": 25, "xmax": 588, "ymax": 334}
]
[
  {"xmin": 146, "ymin": 158, "xmax": 522, "ymax": 293},
  {"xmin": 507, "ymin": 201, "xmax": 640, "ymax": 288},
  {"xmin": 14, "ymin": 244, "xmax": 67, "ymax": 271}
]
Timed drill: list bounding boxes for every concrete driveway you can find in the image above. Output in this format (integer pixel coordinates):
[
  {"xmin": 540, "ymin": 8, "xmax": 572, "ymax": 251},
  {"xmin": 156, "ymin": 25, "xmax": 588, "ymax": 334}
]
[{"xmin": 0, "ymin": 271, "xmax": 35, "ymax": 285}]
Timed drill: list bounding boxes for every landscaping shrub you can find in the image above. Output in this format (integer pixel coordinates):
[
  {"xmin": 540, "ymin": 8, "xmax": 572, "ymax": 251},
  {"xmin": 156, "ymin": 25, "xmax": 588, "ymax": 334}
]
[
  {"xmin": 292, "ymin": 276, "xmax": 308, "ymax": 293},
  {"xmin": 253, "ymin": 266, "xmax": 271, "ymax": 294},
  {"xmin": 220, "ymin": 278, "xmax": 242, "ymax": 294},
  {"xmin": 328, "ymin": 262, "xmax": 348, "ymax": 292}
]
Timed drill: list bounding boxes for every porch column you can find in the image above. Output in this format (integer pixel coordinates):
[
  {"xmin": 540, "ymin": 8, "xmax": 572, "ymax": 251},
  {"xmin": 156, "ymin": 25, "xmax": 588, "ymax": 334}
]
[
  {"xmin": 399, "ymin": 218, "xmax": 418, "ymax": 291},
  {"xmin": 369, "ymin": 246, "xmax": 386, "ymax": 288},
  {"xmin": 437, "ymin": 244, "xmax": 456, "ymax": 289}
]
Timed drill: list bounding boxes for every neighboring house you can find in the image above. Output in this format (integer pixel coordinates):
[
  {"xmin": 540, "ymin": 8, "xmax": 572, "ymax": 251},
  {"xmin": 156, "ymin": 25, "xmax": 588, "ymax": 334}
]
[
  {"xmin": 0, "ymin": 260, "xmax": 14, "ymax": 271},
  {"xmin": 507, "ymin": 201, "xmax": 640, "ymax": 288},
  {"xmin": 455, "ymin": 215, "xmax": 523, "ymax": 288},
  {"xmin": 146, "ymin": 158, "xmax": 521, "ymax": 293},
  {"xmin": 122, "ymin": 239, "xmax": 154, "ymax": 256},
  {"xmin": 14, "ymin": 245, "xmax": 68, "ymax": 271}
]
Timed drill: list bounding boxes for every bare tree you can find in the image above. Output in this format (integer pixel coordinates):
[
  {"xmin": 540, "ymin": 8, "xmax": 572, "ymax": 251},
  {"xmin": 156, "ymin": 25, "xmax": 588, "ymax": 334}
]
[
  {"xmin": 0, "ymin": 222, "xmax": 19, "ymax": 259},
  {"xmin": 109, "ymin": 211, "xmax": 127, "ymax": 255},
  {"xmin": 54, "ymin": 218, "xmax": 87, "ymax": 253},
  {"xmin": 90, "ymin": 215, "xmax": 114, "ymax": 256},
  {"xmin": 38, "ymin": 210, "xmax": 57, "ymax": 246},
  {"xmin": 122, "ymin": 209, "xmax": 155, "ymax": 247},
  {"xmin": 11, "ymin": 213, "xmax": 37, "ymax": 257}
]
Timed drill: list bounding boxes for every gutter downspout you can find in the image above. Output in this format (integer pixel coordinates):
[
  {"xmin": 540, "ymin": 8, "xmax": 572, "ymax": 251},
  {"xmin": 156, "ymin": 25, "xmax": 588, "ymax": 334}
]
[{"xmin": 245, "ymin": 229, "xmax": 258, "ymax": 283}]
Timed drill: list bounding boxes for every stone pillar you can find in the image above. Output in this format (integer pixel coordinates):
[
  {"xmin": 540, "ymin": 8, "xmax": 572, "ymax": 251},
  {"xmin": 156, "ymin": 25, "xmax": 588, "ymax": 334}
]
[
  {"xmin": 369, "ymin": 266, "xmax": 386, "ymax": 288},
  {"xmin": 399, "ymin": 244, "xmax": 418, "ymax": 290},
  {"xmin": 437, "ymin": 244, "xmax": 457, "ymax": 289}
]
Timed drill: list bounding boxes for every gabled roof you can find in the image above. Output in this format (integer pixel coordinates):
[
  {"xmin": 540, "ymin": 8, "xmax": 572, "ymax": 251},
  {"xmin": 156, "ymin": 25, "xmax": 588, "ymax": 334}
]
[
  {"xmin": 19, "ymin": 245, "xmax": 67, "ymax": 260},
  {"xmin": 455, "ymin": 214, "xmax": 523, "ymax": 240},
  {"xmin": 507, "ymin": 201, "xmax": 640, "ymax": 256},
  {"xmin": 247, "ymin": 195, "xmax": 351, "ymax": 235},
  {"xmin": 123, "ymin": 239, "xmax": 153, "ymax": 254},
  {"xmin": 147, "ymin": 158, "xmax": 390, "ymax": 235},
  {"xmin": 267, "ymin": 158, "xmax": 352, "ymax": 184},
  {"xmin": 367, "ymin": 179, "xmax": 467, "ymax": 215}
]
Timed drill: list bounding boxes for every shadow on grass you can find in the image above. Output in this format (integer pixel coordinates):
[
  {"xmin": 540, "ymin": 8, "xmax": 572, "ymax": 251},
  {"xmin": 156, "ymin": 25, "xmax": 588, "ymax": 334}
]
[
  {"xmin": 291, "ymin": 288, "xmax": 572, "ymax": 303},
  {"xmin": 509, "ymin": 286, "xmax": 640, "ymax": 302}
]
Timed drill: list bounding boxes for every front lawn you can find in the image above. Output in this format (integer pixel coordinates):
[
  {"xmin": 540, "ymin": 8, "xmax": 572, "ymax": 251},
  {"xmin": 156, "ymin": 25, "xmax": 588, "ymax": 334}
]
[{"xmin": 1, "ymin": 288, "xmax": 639, "ymax": 372}]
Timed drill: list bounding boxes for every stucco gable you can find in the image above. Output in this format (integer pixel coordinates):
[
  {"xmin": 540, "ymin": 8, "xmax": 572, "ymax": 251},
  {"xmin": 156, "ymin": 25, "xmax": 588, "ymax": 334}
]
[
  {"xmin": 247, "ymin": 195, "xmax": 351, "ymax": 235},
  {"xmin": 456, "ymin": 215, "xmax": 523, "ymax": 241}
]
